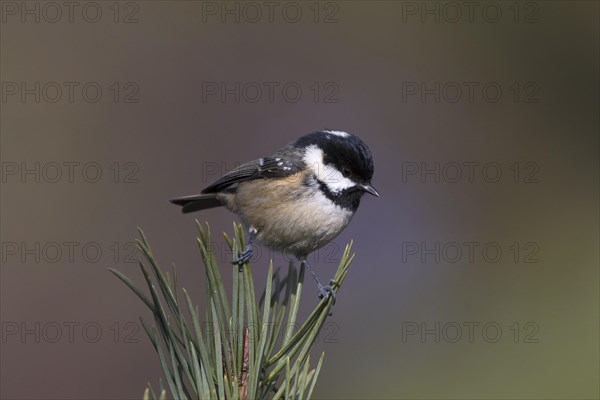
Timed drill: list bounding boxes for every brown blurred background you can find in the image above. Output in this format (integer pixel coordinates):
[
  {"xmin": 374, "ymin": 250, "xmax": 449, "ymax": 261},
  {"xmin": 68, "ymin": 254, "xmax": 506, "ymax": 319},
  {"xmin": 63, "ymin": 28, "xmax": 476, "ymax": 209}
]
[{"xmin": 1, "ymin": 1, "xmax": 598, "ymax": 399}]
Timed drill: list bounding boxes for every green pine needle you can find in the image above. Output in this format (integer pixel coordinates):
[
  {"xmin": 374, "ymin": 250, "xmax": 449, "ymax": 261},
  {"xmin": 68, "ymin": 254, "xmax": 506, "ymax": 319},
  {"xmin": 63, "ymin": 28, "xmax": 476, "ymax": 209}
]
[{"xmin": 108, "ymin": 221, "xmax": 355, "ymax": 399}]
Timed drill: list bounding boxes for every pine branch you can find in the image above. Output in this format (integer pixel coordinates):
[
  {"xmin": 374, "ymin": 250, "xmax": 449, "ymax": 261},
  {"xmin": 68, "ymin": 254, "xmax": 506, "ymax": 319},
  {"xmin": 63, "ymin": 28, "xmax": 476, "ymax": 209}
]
[{"xmin": 109, "ymin": 221, "xmax": 354, "ymax": 400}]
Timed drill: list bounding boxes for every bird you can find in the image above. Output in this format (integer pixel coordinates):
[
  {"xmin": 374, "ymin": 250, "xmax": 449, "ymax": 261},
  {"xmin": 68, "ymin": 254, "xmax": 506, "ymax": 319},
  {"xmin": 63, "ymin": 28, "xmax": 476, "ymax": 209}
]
[{"xmin": 170, "ymin": 130, "xmax": 378, "ymax": 302}]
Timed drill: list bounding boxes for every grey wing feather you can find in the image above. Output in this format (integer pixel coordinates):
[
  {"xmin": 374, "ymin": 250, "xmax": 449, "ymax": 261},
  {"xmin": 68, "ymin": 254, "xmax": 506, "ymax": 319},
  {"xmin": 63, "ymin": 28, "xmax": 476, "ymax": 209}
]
[{"xmin": 202, "ymin": 156, "xmax": 301, "ymax": 193}]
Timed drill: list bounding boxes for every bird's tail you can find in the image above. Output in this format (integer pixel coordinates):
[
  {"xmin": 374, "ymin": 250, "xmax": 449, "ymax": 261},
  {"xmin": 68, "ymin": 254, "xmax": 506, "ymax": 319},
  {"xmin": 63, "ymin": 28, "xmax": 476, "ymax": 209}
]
[{"xmin": 170, "ymin": 193, "xmax": 223, "ymax": 213}]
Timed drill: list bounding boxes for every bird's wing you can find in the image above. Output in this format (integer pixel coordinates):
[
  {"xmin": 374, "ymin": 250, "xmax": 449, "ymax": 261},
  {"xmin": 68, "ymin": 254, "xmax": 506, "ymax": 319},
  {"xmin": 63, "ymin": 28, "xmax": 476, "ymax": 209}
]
[{"xmin": 201, "ymin": 156, "xmax": 302, "ymax": 193}]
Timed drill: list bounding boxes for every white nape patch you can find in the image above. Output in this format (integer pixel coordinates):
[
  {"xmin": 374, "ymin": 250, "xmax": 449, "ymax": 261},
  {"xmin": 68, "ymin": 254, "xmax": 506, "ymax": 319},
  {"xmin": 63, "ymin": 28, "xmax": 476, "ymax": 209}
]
[
  {"xmin": 303, "ymin": 145, "xmax": 356, "ymax": 193},
  {"xmin": 324, "ymin": 130, "xmax": 349, "ymax": 137}
]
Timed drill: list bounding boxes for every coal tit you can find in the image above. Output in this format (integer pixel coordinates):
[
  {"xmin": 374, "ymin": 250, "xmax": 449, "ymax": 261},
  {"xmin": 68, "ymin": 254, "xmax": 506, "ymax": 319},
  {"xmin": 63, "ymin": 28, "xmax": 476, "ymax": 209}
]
[{"xmin": 171, "ymin": 130, "xmax": 378, "ymax": 301}]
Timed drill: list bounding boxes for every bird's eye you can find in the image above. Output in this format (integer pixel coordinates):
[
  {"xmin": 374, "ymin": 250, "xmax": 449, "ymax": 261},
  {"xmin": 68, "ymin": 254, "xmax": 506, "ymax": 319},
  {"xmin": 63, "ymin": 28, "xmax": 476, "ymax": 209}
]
[{"xmin": 341, "ymin": 167, "xmax": 351, "ymax": 178}]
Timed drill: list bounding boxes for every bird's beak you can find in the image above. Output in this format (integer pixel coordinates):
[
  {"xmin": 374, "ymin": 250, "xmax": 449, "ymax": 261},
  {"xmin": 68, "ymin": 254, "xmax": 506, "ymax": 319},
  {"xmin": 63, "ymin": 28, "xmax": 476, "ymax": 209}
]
[{"xmin": 361, "ymin": 183, "xmax": 380, "ymax": 197}]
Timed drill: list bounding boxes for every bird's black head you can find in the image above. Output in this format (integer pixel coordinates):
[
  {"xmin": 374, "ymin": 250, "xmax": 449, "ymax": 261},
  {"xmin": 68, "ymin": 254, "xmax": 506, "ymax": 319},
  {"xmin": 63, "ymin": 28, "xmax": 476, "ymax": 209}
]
[{"xmin": 295, "ymin": 130, "xmax": 378, "ymax": 210}]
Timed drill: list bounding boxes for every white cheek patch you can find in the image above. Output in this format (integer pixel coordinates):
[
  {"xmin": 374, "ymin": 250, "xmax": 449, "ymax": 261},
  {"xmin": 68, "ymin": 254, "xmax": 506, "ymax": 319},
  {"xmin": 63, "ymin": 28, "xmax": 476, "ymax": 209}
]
[
  {"xmin": 324, "ymin": 130, "xmax": 349, "ymax": 137},
  {"xmin": 303, "ymin": 145, "xmax": 356, "ymax": 193}
]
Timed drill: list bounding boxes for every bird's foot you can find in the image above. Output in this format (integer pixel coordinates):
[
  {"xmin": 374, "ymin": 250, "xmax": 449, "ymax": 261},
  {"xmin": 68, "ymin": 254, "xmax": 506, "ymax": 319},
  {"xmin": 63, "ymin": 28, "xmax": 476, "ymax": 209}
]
[
  {"xmin": 233, "ymin": 226, "xmax": 256, "ymax": 267},
  {"xmin": 232, "ymin": 245, "xmax": 253, "ymax": 266},
  {"xmin": 317, "ymin": 279, "xmax": 338, "ymax": 305}
]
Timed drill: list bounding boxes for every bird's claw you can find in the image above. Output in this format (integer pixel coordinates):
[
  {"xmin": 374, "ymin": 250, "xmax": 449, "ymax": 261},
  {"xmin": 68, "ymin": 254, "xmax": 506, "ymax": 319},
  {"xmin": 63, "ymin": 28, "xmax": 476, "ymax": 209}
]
[
  {"xmin": 232, "ymin": 246, "xmax": 253, "ymax": 266},
  {"xmin": 317, "ymin": 279, "xmax": 338, "ymax": 305}
]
